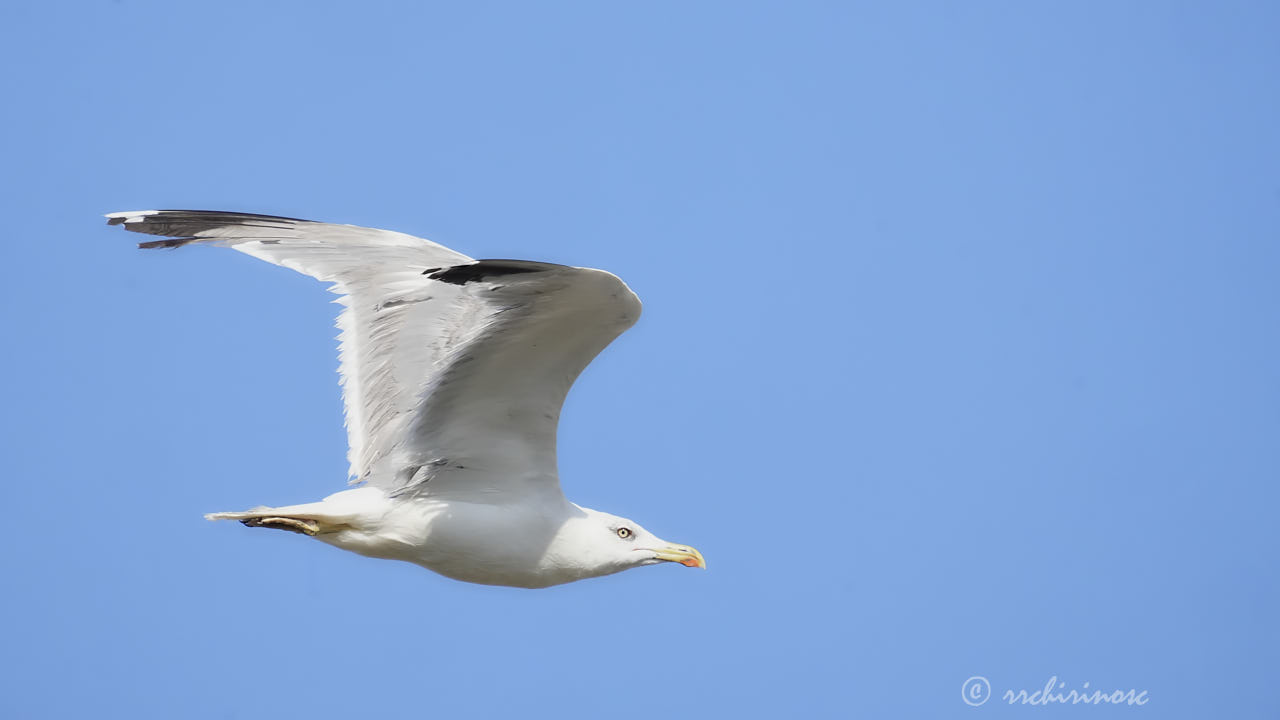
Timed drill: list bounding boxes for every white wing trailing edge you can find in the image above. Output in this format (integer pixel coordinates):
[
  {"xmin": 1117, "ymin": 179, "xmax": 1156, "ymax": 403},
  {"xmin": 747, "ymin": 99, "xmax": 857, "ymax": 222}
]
[{"xmin": 107, "ymin": 210, "xmax": 641, "ymax": 499}]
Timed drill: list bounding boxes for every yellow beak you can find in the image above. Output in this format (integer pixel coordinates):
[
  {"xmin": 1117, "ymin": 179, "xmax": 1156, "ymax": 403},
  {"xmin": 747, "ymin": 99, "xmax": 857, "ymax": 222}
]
[{"xmin": 652, "ymin": 543, "xmax": 707, "ymax": 569}]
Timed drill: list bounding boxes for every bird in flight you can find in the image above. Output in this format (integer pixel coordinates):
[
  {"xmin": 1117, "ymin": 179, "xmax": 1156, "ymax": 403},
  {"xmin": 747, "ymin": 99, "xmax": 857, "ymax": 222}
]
[{"xmin": 107, "ymin": 210, "xmax": 704, "ymax": 588}]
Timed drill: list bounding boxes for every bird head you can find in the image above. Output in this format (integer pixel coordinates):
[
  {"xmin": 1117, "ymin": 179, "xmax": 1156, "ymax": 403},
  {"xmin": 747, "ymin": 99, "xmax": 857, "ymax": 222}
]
[{"xmin": 548, "ymin": 507, "xmax": 706, "ymax": 580}]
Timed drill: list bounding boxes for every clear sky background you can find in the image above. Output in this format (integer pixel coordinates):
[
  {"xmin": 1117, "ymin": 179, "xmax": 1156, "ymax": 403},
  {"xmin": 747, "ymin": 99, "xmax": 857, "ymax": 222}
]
[{"xmin": 2, "ymin": 2, "xmax": 1277, "ymax": 718}]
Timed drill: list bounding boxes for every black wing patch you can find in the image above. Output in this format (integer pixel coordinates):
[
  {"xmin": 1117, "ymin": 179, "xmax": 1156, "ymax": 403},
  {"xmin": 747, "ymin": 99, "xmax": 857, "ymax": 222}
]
[
  {"xmin": 108, "ymin": 210, "xmax": 309, "ymax": 249},
  {"xmin": 423, "ymin": 259, "xmax": 562, "ymax": 285}
]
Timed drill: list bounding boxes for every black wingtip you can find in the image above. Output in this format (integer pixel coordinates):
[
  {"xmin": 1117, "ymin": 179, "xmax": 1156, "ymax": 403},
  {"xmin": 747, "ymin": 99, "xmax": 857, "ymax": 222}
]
[
  {"xmin": 423, "ymin": 260, "xmax": 560, "ymax": 285},
  {"xmin": 138, "ymin": 237, "xmax": 197, "ymax": 249}
]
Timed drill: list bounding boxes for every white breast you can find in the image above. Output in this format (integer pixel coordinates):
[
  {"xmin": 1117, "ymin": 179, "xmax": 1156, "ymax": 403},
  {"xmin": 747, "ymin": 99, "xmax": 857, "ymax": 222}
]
[{"xmin": 317, "ymin": 491, "xmax": 582, "ymax": 588}]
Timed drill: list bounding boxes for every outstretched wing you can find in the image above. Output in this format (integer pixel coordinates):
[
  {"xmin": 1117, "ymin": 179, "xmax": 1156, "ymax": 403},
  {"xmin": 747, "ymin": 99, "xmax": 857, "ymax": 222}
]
[{"xmin": 107, "ymin": 210, "xmax": 641, "ymax": 498}]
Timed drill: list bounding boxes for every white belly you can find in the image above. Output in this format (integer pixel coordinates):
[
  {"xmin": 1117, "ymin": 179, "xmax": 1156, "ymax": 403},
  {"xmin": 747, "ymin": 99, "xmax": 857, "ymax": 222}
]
[{"xmin": 316, "ymin": 491, "xmax": 582, "ymax": 588}]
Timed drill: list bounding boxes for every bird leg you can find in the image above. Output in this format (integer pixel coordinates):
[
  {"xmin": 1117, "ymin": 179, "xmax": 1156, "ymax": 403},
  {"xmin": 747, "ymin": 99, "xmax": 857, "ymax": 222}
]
[{"xmin": 240, "ymin": 516, "xmax": 320, "ymax": 536}]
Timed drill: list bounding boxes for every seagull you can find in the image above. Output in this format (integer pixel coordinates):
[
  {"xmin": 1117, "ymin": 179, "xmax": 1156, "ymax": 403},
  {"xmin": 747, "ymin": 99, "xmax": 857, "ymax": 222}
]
[{"xmin": 107, "ymin": 210, "xmax": 704, "ymax": 588}]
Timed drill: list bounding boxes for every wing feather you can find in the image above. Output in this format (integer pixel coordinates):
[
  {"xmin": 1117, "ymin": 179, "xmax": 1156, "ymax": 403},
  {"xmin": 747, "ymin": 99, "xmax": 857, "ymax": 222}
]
[{"xmin": 106, "ymin": 210, "xmax": 640, "ymax": 498}]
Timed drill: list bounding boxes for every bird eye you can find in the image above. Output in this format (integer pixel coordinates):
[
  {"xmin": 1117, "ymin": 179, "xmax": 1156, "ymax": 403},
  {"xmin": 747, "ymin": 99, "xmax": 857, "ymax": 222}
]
[{"xmin": 616, "ymin": 527, "xmax": 633, "ymax": 539}]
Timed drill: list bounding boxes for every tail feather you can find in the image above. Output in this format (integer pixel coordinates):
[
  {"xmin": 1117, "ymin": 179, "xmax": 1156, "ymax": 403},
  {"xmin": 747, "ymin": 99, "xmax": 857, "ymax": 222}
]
[
  {"xmin": 205, "ymin": 488, "xmax": 387, "ymax": 536},
  {"xmin": 205, "ymin": 509, "xmax": 318, "ymax": 535}
]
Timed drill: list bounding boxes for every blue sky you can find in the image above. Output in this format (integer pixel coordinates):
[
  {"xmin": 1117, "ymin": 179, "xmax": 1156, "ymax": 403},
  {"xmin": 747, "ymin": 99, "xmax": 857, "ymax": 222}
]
[{"xmin": 2, "ymin": 1, "xmax": 1277, "ymax": 717}]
